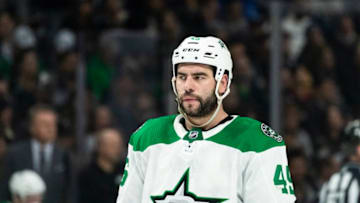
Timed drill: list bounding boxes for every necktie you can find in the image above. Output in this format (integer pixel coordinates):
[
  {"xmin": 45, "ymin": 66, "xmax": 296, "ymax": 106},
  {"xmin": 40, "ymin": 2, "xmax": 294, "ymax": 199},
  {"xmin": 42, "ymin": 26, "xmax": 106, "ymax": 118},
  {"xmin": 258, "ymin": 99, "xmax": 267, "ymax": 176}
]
[{"xmin": 39, "ymin": 146, "xmax": 46, "ymax": 175}]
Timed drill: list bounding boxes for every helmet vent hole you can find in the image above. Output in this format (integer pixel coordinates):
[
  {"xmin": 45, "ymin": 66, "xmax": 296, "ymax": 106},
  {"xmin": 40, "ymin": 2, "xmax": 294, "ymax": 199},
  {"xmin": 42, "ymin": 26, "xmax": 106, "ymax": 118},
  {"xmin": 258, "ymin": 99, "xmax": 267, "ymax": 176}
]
[
  {"xmin": 215, "ymin": 54, "xmax": 218, "ymax": 57},
  {"xmin": 181, "ymin": 56, "xmax": 184, "ymax": 59},
  {"xmin": 195, "ymin": 57, "xmax": 198, "ymax": 60},
  {"xmin": 205, "ymin": 52, "xmax": 212, "ymax": 56},
  {"xmin": 208, "ymin": 45, "xmax": 215, "ymax": 48},
  {"xmin": 188, "ymin": 42, "xmax": 199, "ymax": 44}
]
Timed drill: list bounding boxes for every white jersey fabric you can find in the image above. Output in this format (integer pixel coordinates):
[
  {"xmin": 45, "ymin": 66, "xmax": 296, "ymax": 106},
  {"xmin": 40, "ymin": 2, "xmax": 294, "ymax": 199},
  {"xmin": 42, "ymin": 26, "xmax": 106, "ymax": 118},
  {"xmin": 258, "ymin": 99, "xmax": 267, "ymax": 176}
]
[{"xmin": 117, "ymin": 114, "xmax": 296, "ymax": 203}]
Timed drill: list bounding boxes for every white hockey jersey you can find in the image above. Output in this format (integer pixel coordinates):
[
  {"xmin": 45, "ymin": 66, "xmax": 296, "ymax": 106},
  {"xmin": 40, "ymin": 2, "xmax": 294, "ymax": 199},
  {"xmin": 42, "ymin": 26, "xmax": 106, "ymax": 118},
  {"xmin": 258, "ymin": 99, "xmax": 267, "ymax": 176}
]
[{"xmin": 116, "ymin": 114, "xmax": 296, "ymax": 203}]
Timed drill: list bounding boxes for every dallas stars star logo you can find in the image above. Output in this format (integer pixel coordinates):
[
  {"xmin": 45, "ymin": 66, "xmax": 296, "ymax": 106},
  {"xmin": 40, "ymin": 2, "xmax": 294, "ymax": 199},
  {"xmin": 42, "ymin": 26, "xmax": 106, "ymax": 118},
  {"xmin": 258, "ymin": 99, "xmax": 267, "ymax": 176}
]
[{"xmin": 151, "ymin": 169, "xmax": 228, "ymax": 203}]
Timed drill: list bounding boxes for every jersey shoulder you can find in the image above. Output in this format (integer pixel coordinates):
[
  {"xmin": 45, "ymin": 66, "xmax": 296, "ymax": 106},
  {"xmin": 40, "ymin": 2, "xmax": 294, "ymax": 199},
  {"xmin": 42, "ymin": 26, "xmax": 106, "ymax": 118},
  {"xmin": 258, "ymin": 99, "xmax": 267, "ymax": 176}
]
[
  {"xmin": 129, "ymin": 114, "xmax": 180, "ymax": 152},
  {"xmin": 208, "ymin": 116, "xmax": 285, "ymax": 153}
]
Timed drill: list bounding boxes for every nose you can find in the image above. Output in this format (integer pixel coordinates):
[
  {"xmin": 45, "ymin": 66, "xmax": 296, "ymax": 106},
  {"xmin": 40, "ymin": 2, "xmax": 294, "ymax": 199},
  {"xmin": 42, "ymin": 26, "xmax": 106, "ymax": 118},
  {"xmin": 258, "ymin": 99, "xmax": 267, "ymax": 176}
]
[{"xmin": 184, "ymin": 77, "xmax": 195, "ymax": 93}]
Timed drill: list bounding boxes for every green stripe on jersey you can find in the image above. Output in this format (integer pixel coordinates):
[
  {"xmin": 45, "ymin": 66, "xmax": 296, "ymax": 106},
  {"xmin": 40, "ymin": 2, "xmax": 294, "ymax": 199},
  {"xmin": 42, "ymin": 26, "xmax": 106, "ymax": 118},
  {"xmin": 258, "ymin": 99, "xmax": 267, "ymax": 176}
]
[
  {"xmin": 206, "ymin": 117, "xmax": 285, "ymax": 152},
  {"xmin": 130, "ymin": 115, "xmax": 285, "ymax": 153},
  {"xmin": 130, "ymin": 115, "xmax": 180, "ymax": 152}
]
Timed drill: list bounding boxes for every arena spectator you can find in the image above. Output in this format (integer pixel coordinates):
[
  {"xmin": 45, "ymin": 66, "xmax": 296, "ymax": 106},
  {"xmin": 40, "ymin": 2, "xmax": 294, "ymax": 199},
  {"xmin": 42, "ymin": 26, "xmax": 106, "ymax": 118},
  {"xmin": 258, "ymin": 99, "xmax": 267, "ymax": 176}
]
[
  {"xmin": 0, "ymin": 105, "xmax": 73, "ymax": 203},
  {"xmin": 78, "ymin": 128, "xmax": 125, "ymax": 203}
]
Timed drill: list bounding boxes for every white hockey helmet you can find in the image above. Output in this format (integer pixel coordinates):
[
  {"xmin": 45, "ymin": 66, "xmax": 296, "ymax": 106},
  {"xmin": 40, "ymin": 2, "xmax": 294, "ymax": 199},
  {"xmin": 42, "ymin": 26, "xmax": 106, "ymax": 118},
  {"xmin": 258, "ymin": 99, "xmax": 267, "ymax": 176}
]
[{"xmin": 171, "ymin": 36, "xmax": 233, "ymax": 100}]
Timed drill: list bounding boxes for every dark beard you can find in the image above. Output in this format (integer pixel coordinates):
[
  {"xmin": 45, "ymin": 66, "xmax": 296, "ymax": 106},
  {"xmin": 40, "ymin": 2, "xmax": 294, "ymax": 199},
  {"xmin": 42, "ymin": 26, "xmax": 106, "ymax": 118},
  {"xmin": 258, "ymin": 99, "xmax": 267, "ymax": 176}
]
[{"xmin": 180, "ymin": 92, "xmax": 217, "ymax": 117}]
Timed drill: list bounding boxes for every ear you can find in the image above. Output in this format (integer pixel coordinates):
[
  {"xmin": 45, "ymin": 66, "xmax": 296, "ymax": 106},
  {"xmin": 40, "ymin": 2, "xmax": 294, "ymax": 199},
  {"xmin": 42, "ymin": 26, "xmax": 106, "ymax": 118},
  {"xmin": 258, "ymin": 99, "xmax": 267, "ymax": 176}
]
[{"xmin": 218, "ymin": 74, "xmax": 229, "ymax": 95}]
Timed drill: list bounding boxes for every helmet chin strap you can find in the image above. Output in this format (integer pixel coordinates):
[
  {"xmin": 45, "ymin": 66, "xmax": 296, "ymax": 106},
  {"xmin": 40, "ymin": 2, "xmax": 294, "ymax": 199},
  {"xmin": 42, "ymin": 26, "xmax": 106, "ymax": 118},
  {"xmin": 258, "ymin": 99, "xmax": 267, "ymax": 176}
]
[{"xmin": 172, "ymin": 77, "xmax": 225, "ymax": 128}]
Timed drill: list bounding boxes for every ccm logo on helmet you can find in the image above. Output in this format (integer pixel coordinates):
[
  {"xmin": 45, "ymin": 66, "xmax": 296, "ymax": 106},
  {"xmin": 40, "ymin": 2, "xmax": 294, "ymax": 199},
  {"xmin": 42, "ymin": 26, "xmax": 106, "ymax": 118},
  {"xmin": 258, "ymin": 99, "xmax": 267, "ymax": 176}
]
[{"xmin": 182, "ymin": 48, "xmax": 200, "ymax": 52}]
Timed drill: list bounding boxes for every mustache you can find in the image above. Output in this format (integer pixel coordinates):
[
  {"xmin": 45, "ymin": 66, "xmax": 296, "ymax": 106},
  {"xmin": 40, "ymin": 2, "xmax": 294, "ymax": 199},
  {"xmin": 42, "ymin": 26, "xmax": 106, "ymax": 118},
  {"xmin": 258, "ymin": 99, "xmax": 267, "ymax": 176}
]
[{"xmin": 179, "ymin": 93, "xmax": 201, "ymax": 102}]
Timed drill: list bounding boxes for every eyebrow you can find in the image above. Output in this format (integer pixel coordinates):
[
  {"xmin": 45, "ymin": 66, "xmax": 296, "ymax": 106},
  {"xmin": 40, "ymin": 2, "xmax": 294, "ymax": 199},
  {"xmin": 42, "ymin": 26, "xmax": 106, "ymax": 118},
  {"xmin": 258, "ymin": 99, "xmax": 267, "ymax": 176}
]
[{"xmin": 177, "ymin": 71, "xmax": 209, "ymax": 77}]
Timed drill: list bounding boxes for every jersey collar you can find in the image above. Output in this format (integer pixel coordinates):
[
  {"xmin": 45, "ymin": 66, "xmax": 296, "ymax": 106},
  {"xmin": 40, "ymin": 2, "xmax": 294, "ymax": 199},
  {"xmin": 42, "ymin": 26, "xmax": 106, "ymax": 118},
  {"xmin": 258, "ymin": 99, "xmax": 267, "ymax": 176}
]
[{"xmin": 173, "ymin": 114, "xmax": 237, "ymax": 139}]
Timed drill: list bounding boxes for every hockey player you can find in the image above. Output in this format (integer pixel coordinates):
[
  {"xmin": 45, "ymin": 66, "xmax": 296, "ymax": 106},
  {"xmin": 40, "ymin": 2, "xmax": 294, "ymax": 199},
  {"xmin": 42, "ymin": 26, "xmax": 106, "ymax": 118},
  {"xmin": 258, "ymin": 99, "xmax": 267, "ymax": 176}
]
[
  {"xmin": 116, "ymin": 36, "xmax": 296, "ymax": 203},
  {"xmin": 319, "ymin": 119, "xmax": 360, "ymax": 203}
]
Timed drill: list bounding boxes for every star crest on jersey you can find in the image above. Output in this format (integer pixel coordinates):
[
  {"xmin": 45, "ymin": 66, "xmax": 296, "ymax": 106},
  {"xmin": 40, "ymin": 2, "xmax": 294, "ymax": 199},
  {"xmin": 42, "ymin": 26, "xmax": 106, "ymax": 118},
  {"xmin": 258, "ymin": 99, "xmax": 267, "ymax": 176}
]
[
  {"xmin": 151, "ymin": 169, "xmax": 228, "ymax": 203},
  {"xmin": 261, "ymin": 123, "xmax": 283, "ymax": 142}
]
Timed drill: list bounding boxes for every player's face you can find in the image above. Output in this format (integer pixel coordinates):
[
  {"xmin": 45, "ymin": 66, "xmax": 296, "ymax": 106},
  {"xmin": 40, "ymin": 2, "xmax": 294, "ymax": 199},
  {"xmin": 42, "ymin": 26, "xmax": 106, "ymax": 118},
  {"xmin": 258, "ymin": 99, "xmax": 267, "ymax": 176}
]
[{"xmin": 175, "ymin": 63, "xmax": 217, "ymax": 117}]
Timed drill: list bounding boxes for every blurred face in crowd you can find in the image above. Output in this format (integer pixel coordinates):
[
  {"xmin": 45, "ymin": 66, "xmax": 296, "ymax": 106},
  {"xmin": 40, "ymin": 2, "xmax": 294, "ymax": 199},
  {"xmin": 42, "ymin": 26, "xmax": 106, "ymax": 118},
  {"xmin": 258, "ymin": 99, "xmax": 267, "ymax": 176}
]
[
  {"xmin": 30, "ymin": 110, "xmax": 57, "ymax": 144},
  {"xmin": 13, "ymin": 194, "xmax": 43, "ymax": 203},
  {"xmin": 309, "ymin": 26, "xmax": 325, "ymax": 46},
  {"xmin": 21, "ymin": 51, "xmax": 38, "ymax": 77},
  {"xmin": 95, "ymin": 106, "xmax": 112, "ymax": 130},
  {"xmin": 0, "ymin": 13, "xmax": 14, "ymax": 39},
  {"xmin": 79, "ymin": 0, "xmax": 92, "ymax": 17},
  {"xmin": 202, "ymin": 0, "xmax": 219, "ymax": 21},
  {"xmin": 228, "ymin": 1, "xmax": 244, "ymax": 20},
  {"xmin": 295, "ymin": 66, "xmax": 313, "ymax": 101},
  {"xmin": 98, "ymin": 129, "xmax": 124, "ymax": 163},
  {"xmin": 136, "ymin": 92, "xmax": 155, "ymax": 111},
  {"xmin": 106, "ymin": 0, "xmax": 121, "ymax": 13},
  {"xmin": 340, "ymin": 16, "xmax": 354, "ymax": 34},
  {"xmin": 149, "ymin": 0, "xmax": 165, "ymax": 11},
  {"xmin": 0, "ymin": 79, "xmax": 8, "ymax": 96},
  {"xmin": 289, "ymin": 155, "xmax": 308, "ymax": 183},
  {"xmin": 162, "ymin": 11, "xmax": 180, "ymax": 39},
  {"xmin": 1, "ymin": 106, "xmax": 12, "ymax": 127},
  {"xmin": 185, "ymin": 0, "xmax": 198, "ymax": 10},
  {"xmin": 231, "ymin": 43, "xmax": 251, "ymax": 79},
  {"xmin": 319, "ymin": 79, "xmax": 338, "ymax": 103},
  {"xmin": 320, "ymin": 47, "xmax": 335, "ymax": 69},
  {"xmin": 327, "ymin": 105, "xmax": 344, "ymax": 133},
  {"xmin": 60, "ymin": 52, "xmax": 78, "ymax": 73},
  {"xmin": 319, "ymin": 156, "xmax": 340, "ymax": 183},
  {"xmin": 284, "ymin": 105, "xmax": 300, "ymax": 132},
  {"xmin": 175, "ymin": 63, "xmax": 227, "ymax": 118}
]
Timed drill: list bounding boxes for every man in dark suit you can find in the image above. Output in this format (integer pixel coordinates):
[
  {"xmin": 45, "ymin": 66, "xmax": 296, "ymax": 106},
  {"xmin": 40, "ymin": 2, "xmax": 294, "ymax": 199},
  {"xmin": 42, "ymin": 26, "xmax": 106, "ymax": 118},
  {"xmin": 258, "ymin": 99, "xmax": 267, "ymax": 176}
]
[
  {"xmin": 0, "ymin": 105, "xmax": 72, "ymax": 203},
  {"xmin": 78, "ymin": 128, "xmax": 126, "ymax": 203}
]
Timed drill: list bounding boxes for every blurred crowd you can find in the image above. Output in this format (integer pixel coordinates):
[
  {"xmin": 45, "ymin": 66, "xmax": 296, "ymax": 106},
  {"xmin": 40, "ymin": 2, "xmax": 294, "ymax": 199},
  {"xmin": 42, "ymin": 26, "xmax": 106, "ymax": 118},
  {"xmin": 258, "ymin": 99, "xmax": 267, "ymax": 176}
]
[{"xmin": 0, "ymin": 0, "xmax": 359, "ymax": 202}]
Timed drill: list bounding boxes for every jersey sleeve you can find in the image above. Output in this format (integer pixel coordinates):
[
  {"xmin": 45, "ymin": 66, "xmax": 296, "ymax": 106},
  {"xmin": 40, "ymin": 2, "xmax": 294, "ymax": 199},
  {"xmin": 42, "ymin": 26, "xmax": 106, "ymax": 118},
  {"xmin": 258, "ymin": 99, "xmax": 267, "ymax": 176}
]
[
  {"xmin": 116, "ymin": 144, "xmax": 145, "ymax": 203},
  {"xmin": 238, "ymin": 121, "xmax": 296, "ymax": 203},
  {"xmin": 242, "ymin": 145, "xmax": 296, "ymax": 203}
]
